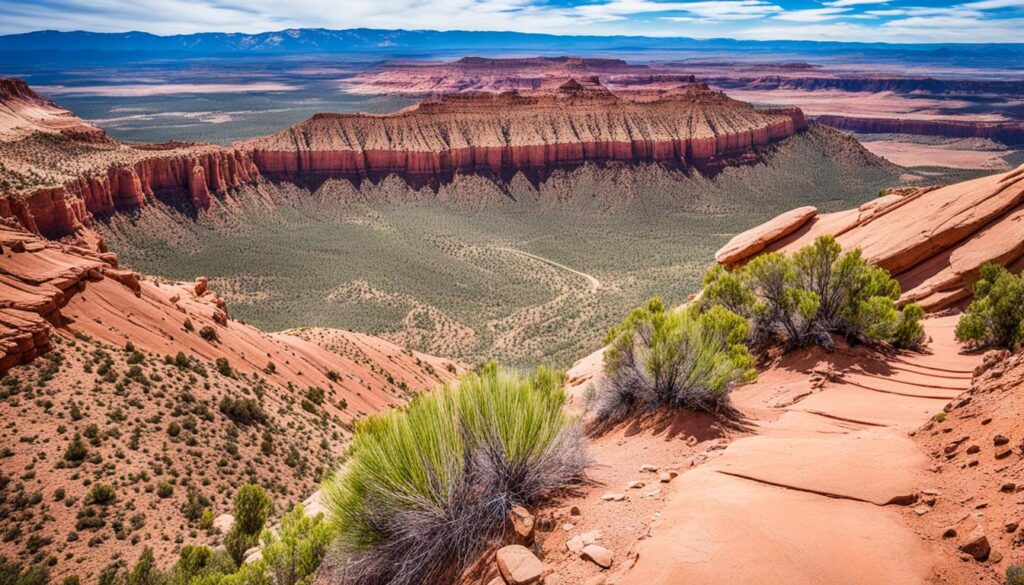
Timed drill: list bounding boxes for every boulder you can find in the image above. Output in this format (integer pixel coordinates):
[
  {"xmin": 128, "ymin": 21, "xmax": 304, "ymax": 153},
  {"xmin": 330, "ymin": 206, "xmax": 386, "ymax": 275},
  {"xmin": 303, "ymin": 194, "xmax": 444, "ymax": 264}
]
[
  {"xmin": 959, "ymin": 528, "xmax": 991, "ymax": 561},
  {"xmin": 496, "ymin": 545, "xmax": 543, "ymax": 585},
  {"xmin": 581, "ymin": 544, "xmax": 614, "ymax": 569}
]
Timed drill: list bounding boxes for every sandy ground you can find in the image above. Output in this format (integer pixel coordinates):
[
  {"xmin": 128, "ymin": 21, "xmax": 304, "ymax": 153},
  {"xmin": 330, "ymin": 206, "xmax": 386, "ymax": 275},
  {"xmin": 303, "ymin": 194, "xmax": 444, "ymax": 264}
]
[{"xmin": 862, "ymin": 141, "xmax": 1011, "ymax": 169}]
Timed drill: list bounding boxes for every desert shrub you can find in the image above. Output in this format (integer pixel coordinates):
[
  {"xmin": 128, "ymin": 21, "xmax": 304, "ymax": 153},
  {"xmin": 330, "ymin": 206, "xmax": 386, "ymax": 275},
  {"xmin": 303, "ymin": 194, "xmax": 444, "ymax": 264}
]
[
  {"xmin": 322, "ymin": 366, "xmax": 586, "ymax": 585},
  {"xmin": 12, "ymin": 564, "xmax": 48, "ymax": 585},
  {"xmin": 1007, "ymin": 565, "xmax": 1024, "ymax": 585},
  {"xmin": 956, "ymin": 263, "xmax": 1024, "ymax": 350},
  {"xmin": 258, "ymin": 504, "xmax": 334, "ymax": 585},
  {"xmin": 199, "ymin": 326, "xmax": 219, "ymax": 342},
  {"xmin": 88, "ymin": 483, "xmax": 116, "ymax": 505},
  {"xmin": 216, "ymin": 358, "xmax": 234, "ymax": 378},
  {"xmin": 702, "ymin": 235, "xmax": 923, "ymax": 350},
  {"xmin": 225, "ymin": 485, "xmax": 273, "ymax": 565},
  {"xmin": 219, "ymin": 397, "xmax": 267, "ymax": 426},
  {"xmin": 162, "ymin": 545, "xmax": 236, "ymax": 584},
  {"xmin": 156, "ymin": 482, "xmax": 173, "ymax": 499},
  {"xmin": 63, "ymin": 434, "xmax": 87, "ymax": 462},
  {"xmin": 592, "ymin": 298, "xmax": 755, "ymax": 426},
  {"xmin": 126, "ymin": 547, "xmax": 157, "ymax": 585}
]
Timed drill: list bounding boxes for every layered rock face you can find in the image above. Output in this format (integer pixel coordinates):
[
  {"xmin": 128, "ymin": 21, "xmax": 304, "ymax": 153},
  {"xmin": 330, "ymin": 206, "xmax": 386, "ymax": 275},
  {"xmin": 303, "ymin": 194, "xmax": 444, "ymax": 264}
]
[
  {"xmin": 2, "ymin": 76, "xmax": 810, "ymax": 238},
  {"xmin": 0, "ymin": 77, "xmax": 262, "ymax": 238},
  {"xmin": 816, "ymin": 115, "xmax": 1024, "ymax": 146},
  {"xmin": 240, "ymin": 81, "xmax": 807, "ymax": 185},
  {"xmin": 345, "ymin": 56, "xmax": 698, "ymax": 95},
  {"xmin": 717, "ymin": 163, "xmax": 1024, "ymax": 310}
]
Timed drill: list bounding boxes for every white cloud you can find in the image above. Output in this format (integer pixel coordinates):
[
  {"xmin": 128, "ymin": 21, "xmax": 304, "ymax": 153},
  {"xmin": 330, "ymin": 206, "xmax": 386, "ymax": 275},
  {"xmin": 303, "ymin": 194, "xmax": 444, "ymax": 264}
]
[
  {"xmin": 579, "ymin": 0, "xmax": 781, "ymax": 22},
  {"xmin": 824, "ymin": 0, "xmax": 889, "ymax": 6},
  {"xmin": 773, "ymin": 6, "xmax": 849, "ymax": 21}
]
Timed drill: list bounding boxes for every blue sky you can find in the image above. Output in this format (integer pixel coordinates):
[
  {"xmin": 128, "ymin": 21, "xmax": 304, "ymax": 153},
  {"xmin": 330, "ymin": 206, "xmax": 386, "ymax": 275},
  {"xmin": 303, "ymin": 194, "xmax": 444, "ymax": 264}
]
[{"xmin": 0, "ymin": 0, "xmax": 1018, "ymax": 43}]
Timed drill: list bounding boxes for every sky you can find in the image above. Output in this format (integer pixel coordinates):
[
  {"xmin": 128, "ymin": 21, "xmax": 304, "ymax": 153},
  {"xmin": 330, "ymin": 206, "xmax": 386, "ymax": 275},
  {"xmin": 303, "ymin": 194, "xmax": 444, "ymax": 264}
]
[{"xmin": 0, "ymin": 0, "xmax": 1019, "ymax": 43}]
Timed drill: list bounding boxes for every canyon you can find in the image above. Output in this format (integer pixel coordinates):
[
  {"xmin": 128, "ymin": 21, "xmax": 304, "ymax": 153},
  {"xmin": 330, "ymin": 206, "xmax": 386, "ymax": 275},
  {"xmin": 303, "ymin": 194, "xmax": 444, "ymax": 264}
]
[{"xmin": 1, "ymin": 76, "xmax": 809, "ymax": 240}]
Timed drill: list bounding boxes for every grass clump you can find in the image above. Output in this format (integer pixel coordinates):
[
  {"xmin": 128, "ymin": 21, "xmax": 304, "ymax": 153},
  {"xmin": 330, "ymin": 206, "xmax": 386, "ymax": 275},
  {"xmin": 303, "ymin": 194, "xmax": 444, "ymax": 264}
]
[
  {"xmin": 955, "ymin": 263, "xmax": 1024, "ymax": 350},
  {"xmin": 702, "ymin": 235, "xmax": 924, "ymax": 350},
  {"xmin": 590, "ymin": 298, "xmax": 755, "ymax": 427},
  {"xmin": 322, "ymin": 365, "xmax": 586, "ymax": 585}
]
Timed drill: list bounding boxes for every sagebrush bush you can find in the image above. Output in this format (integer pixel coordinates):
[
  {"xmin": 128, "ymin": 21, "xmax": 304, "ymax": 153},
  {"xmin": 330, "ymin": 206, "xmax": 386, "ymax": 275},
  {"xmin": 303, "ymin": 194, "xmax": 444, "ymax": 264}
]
[
  {"xmin": 703, "ymin": 235, "xmax": 923, "ymax": 350},
  {"xmin": 592, "ymin": 298, "xmax": 755, "ymax": 426},
  {"xmin": 322, "ymin": 366, "xmax": 586, "ymax": 585},
  {"xmin": 956, "ymin": 263, "xmax": 1024, "ymax": 350}
]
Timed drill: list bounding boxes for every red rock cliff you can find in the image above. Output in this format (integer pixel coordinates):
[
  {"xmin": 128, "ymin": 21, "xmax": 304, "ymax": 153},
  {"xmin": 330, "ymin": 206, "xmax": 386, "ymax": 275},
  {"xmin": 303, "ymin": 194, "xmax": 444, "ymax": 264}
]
[
  {"xmin": 1, "ymin": 147, "xmax": 261, "ymax": 239},
  {"xmin": 816, "ymin": 115, "xmax": 1024, "ymax": 145},
  {"xmin": 239, "ymin": 81, "xmax": 807, "ymax": 185}
]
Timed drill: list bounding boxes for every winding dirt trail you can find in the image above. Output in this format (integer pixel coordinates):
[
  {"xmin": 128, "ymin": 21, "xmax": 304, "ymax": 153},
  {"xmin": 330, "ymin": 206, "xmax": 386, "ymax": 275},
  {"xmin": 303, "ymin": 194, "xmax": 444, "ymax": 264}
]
[
  {"xmin": 553, "ymin": 315, "xmax": 982, "ymax": 585},
  {"xmin": 494, "ymin": 247, "xmax": 601, "ymax": 293}
]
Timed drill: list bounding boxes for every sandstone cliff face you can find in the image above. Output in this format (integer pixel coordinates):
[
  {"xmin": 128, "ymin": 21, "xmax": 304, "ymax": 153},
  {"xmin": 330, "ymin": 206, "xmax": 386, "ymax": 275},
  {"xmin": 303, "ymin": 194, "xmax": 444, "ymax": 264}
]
[
  {"xmin": 717, "ymin": 164, "xmax": 1024, "ymax": 311},
  {"xmin": 0, "ymin": 147, "xmax": 262, "ymax": 238},
  {"xmin": 0, "ymin": 76, "xmax": 263, "ymax": 238},
  {"xmin": 240, "ymin": 81, "xmax": 807, "ymax": 185},
  {"xmin": 816, "ymin": 115, "xmax": 1024, "ymax": 145}
]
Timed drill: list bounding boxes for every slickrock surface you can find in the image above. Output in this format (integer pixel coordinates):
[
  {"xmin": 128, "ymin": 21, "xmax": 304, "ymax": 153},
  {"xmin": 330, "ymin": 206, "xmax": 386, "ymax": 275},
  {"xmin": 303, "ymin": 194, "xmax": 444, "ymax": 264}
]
[
  {"xmin": 238, "ymin": 80, "xmax": 807, "ymax": 185},
  {"xmin": 717, "ymin": 163, "xmax": 1024, "ymax": 310},
  {"xmin": 550, "ymin": 317, "xmax": 986, "ymax": 585}
]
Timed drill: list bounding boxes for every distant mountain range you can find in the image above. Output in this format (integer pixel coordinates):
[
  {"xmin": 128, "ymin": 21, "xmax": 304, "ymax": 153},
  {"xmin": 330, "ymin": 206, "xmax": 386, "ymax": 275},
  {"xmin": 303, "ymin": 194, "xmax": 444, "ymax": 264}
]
[{"xmin": 1, "ymin": 28, "xmax": 1022, "ymax": 60}]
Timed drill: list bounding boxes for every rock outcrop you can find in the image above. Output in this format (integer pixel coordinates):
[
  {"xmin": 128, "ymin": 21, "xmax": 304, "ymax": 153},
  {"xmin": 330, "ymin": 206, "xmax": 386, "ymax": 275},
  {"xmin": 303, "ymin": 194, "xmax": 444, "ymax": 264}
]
[
  {"xmin": 240, "ymin": 80, "xmax": 807, "ymax": 186},
  {"xmin": 816, "ymin": 115, "xmax": 1024, "ymax": 146},
  {"xmin": 717, "ymin": 164, "xmax": 1024, "ymax": 310},
  {"xmin": 0, "ymin": 77, "xmax": 263, "ymax": 238}
]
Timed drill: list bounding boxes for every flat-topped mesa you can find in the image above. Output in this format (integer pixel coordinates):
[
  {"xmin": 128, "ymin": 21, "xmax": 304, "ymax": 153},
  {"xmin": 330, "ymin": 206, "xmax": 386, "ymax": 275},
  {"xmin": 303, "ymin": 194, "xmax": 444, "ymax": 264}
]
[
  {"xmin": 716, "ymin": 163, "xmax": 1024, "ymax": 311},
  {"xmin": 239, "ymin": 81, "xmax": 808, "ymax": 186},
  {"xmin": 0, "ymin": 77, "xmax": 262, "ymax": 239}
]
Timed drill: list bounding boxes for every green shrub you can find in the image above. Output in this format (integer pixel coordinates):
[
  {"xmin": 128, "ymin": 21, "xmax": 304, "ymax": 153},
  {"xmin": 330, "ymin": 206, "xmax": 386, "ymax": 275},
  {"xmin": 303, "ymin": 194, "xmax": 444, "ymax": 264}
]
[
  {"xmin": 216, "ymin": 358, "xmax": 234, "ymax": 378},
  {"xmin": 13, "ymin": 564, "xmax": 48, "ymax": 585},
  {"xmin": 199, "ymin": 326, "xmax": 219, "ymax": 342},
  {"xmin": 258, "ymin": 504, "xmax": 334, "ymax": 585},
  {"xmin": 126, "ymin": 547, "xmax": 157, "ymax": 585},
  {"xmin": 323, "ymin": 366, "xmax": 586, "ymax": 585},
  {"xmin": 156, "ymin": 482, "xmax": 173, "ymax": 498},
  {"xmin": 87, "ymin": 483, "xmax": 116, "ymax": 505},
  {"xmin": 225, "ymin": 485, "xmax": 272, "ymax": 565},
  {"xmin": 703, "ymin": 235, "xmax": 923, "ymax": 350},
  {"xmin": 1007, "ymin": 565, "xmax": 1024, "ymax": 585},
  {"xmin": 956, "ymin": 263, "xmax": 1024, "ymax": 350},
  {"xmin": 63, "ymin": 434, "xmax": 87, "ymax": 462},
  {"xmin": 592, "ymin": 298, "xmax": 755, "ymax": 426},
  {"xmin": 219, "ymin": 397, "xmax": 267, "ymax": 426}
]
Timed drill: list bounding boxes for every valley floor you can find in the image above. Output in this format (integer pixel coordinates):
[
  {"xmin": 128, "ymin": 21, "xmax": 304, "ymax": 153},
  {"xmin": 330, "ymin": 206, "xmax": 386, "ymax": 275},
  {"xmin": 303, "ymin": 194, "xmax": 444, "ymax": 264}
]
[{"xmin": 533, "ymin": 316, "xmax": 1002, "ymax": 585}]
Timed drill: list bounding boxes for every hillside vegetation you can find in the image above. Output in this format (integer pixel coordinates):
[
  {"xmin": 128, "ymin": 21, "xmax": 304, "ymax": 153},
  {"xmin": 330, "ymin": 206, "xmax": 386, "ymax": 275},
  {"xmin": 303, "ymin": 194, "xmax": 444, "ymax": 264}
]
[{"xmin": 100, "ymin": 125, "xmax": 898, "ymax": 368}]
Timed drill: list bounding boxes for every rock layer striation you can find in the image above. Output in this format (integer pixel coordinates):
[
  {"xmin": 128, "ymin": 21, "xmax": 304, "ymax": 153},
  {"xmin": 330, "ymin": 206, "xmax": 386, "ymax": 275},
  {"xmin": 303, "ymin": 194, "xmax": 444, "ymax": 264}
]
[{"xmin": 239, "ymin": 81, "xmax": 807, "ymax": 186}]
